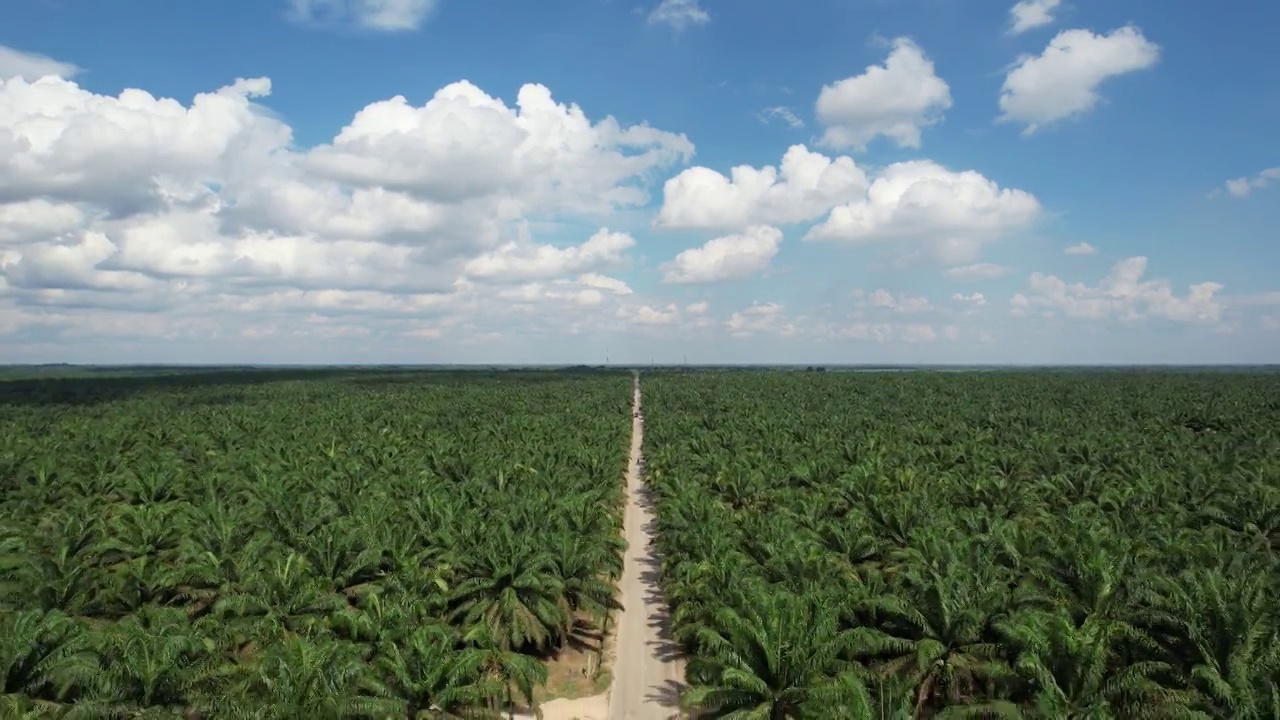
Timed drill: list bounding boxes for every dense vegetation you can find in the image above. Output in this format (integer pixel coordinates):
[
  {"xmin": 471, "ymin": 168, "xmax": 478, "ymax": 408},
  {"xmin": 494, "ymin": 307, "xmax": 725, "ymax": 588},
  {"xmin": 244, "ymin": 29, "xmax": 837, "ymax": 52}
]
[
  {"xmin": 0, "ymin": 370, "xmax": 631, "ymax": 718},
  {"xmin": 643, "ymin": 371, "xmax": 1280, "ymax": 718}
]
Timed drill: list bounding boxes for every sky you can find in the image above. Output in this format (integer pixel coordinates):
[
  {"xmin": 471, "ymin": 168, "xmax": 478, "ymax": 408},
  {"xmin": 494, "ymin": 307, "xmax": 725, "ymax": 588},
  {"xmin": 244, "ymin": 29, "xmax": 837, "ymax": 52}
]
[{"xmin": 1, "ymin": 0, "xmax": 1278, "ymax": 365}]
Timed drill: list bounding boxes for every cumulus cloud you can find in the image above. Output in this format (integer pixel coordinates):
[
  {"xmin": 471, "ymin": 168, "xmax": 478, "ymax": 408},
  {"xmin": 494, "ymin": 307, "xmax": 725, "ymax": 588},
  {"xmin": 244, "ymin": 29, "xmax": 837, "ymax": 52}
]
[
  {"xmin": 952, "ymin": 292, "xmax": 986, "ymax": 306},
  {"xmin": 1223, "ymin": 167, "xmax": 1280, "ymax": 197},
  {"xmin": 1011, "ymin": 256, "xmax": 1224, "ymax": 323},
  {"xmin": 805, "ymin": 160, "xmax": 1040, "ymax": 264},
  {"xmin": 463, "ymin": 228, "xmax": 635, "ymax": 283},
  {"xmin": 304, "ymin": 81, "xmax": 693, "ymax": 212},
  {"xmin": 0, "ymin": 200, "xmax": 86, "ymax": 245},
  {"xmin": 618, "ymin": 303, "xmax": 680, "ymax": 326},
  {"xmin": 1064, "ymin": 241, "xmax": 1097, "ymax": 255},
  {"xmin": 647, "ymin": 0, "xmax": 710, "ymax": 31},
  {"xmin": 660, "ymin": 147, "xmax": 1038, "ymax": 265},
  {"xmin": 815, "ymin": 38, "xmax": 952, "ymax": 151},
  {"xmin": 0, "ymin": 70, "xmax": 696, "ymax": 347},
  {"xmin": 661, "ymin": 225, "xmax": 782, "ymax": 284},
  {"xmin": 288, "ymin": 0, "xmax": 439, "ymax": 32},
  {"xmin": 999, "ymin": 26, "xmax": 1160, "ymax": 134},
  {"xmin": 611, "ymin": 300, "xmax": 715, "ymax": 335},
  {"xmin": 655, "ymin": 145, "xmax": 866, "ymax": 230},
  {"xmin": 0, "ymin": 45, "xmax": 80, "ymax": 81},
  {"xmin": 0, "ymin": 75, "xmax": 287, "ymax": 211},
  {"xmin": 1008, "ymin": 0, "xmax": 1062, "ymax": 35}
]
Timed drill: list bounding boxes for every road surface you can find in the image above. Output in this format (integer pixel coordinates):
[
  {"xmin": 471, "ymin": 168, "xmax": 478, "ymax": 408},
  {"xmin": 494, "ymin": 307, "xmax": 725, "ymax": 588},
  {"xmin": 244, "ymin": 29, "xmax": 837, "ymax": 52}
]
[
  {"xmin": 529, "ymin": 374, "xmax": 684, "ymax": 720},
  {"xmin": 608, "ymin": 374, "xmax": 685, "ymax": 719}
]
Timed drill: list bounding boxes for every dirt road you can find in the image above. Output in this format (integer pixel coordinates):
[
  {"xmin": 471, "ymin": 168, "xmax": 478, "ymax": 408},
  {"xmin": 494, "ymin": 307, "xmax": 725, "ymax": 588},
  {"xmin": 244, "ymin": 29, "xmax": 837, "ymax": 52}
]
[
  {"xmin": 530, "ymin": 374, "xmax": 684, "ymax": 720},
  {"xmin": 607, "ymin": 373, "xmax": 685, "ymax": 719}
]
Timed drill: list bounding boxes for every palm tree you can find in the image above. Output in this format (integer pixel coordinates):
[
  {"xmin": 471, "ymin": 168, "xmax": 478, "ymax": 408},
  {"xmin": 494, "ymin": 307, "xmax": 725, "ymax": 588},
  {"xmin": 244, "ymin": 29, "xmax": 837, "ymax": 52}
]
[
  {"xmin": 447, "ymin": 541, "xmax": 568, "ymax": 654},
  {"xmin": 293, "ymin": 521, "xmax": 386, "ymax": 595},
  {"xmin": 0, "ymin": 609, "xmax": 95, "ymax": 703},
  {"xmin": 213, "ymin": 553, "xmax": 347, "ymax": 641},
  {"xmin": 220, "ymin": 637, "xmax": 397, "ymax": 718},
  {"xmin": 1162, "ymin": 565, "xmax": 1280, "ymax": 718},
  {"xmin": 682, "ymin": 589, "xmax": 873, "ymax": 719},
  {"xmin": 851, "ymin": 548, "xmax": 1020, "ymax": 717},
  {"xmin": 547, "ymin": 534, "xmax": 623, "ymax": 652},
  {"xmin": 463, "ymin": 623, "xmax": 548, "ymax": 720},
  {"xmin": 1003, "ymin": 609, "xmax": 1194, "ymax": 718},
  {"xmin": 6, "ymin": 513, "xmax": 103, "ymax": 615},
  {"xmin": 368, "ymin": 624, "xmax": 498, "ymax": 719},
  {"xmin": 79, "ymin": 607, "xmax": 224, "ymax": 716}
]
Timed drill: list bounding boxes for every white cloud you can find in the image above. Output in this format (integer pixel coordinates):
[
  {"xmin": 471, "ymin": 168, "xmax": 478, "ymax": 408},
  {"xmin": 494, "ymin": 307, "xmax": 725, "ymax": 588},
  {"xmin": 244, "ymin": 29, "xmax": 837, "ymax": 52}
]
[
  {"xmin": 805, "ymin": 160, "xmax": 1040, "ymax": 264},
  {"xmin": 0, "ymin": 200, "xmax": 87, "ymax": 245},
  {"xmin": 0, "ymin": 45, "xmax": 80, "ymax": 81},
  {"xmin": 1013, "ymin": 256, "xmax": 1225, "ymax": 323},
  {"xmin": 661, "ymin": 148, "xmax": 1038, "ymax": 265},
  {"xmin": 7, "ymin": 42, "xmax": 1273, "ymax": 363},
  {"xmin": 0, "ymin": 70, "xmax": 700, "ymax": 349},
  {"xmin": 619, "ymin": 303, "xmax": 680, "ymax": 326},
  {"xmin": 945, "ymin": 263, "xmax": 1015, "ymax": 281},
  {"xmin": 661, "ymin": 225, "xmax": 782, "ymax": 284},
  {"xmin": 758, "ymin": 106, "xmax": 805, "ymax": 129},
  {"xmin": 495, "ymin": 276, "xmax": 623, "ymax": 308},
  {"xmin": 655, "ymin": 145, "xmax": 866, "ymax": 230},
  {"xmin": 577, "ymin": 272, "xmax": 633, "ymax": 295},
  {"xmin": 815, "ymin": 38, "xmax": 952, "ymax": 151},
  {"xmin": 223, "ymin": 288, "xmax": 454, "ymax": 316},
  {"xmin": 952, "ymin": 292, "xmax": 986, "ymax": 306},
  {"xmin": 304, "ymin": 81, "xmax": 693, "ymax": 212},
  {"xmin": 1224, "ymin": 167, "xmax": 1280, "ymax": 197},
  {"xmin": 1008, "ymin": 0, "xmax": 1062, "ymax": 35},
  {"xmin": 1064, "ymin": 241, "xmax": 1097, "ymax": 255},
  {"xmin": 861, "ymin": 289, "xmax": 933, "ymax": 314},
  {"xmin": 819, "ymin": 320, "xmax": 951, "ymax": 344},
  {"xmin": 726, "ymin": 302, "xmax": 796, "ymax": 338},
  {"xmin": 0, "ymin": 75, "xmax": 288, "ymax": 212},
  {"xmin": 288, "ymin": 0, "xmax": 439, "ymax": 31},
  {"xmin": 647, "ymin": 0, "xmax": 710, "ymax": 31},
  {"xmin": 999, "ymin": 26, "xmax": 1160, "ymax": 134},
  {"xmin": 463, "ymin": 228, "xmax": 635, "ymax": 282}
]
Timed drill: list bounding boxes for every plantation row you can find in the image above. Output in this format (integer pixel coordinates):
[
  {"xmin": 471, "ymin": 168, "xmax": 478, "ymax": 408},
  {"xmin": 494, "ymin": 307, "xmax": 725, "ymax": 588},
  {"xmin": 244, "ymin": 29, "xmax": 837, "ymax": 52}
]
[
  {"xmin": 0, "ymin": 370, "xmax": 632, "ymax": 717},
  {"xmin": 642, "ymin": 371, "xmax": 1280, "ymax": 718}
]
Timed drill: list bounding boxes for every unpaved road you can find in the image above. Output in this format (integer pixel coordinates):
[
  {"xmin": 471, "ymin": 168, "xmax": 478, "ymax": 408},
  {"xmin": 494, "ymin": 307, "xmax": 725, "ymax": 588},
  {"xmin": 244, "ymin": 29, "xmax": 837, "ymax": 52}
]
[
  {"xmin": 607, "ymin": 373, "xmax": 685, "ymax": 719},
  {"xmin": 531, "ymin": 373, "xmax": 684, "ymax": 720}
]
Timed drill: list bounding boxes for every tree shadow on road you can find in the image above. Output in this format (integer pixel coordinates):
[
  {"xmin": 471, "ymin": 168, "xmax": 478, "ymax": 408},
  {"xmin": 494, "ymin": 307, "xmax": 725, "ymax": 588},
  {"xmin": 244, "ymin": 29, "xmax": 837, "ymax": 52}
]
[
  {"xmin": 644, "ymin": 678, "xmax": 689, "ymax": 717},
  {"xmin": 635, "ymin": 465, "xmax": 687, "ymax": 701}
]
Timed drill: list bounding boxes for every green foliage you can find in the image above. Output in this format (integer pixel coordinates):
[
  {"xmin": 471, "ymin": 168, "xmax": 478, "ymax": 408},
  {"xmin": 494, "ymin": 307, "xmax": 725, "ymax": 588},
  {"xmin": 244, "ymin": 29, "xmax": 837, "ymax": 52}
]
[
  {"xmin": 642, "ymin": 371, "xmax": 1280, "ymax": 719},
  {"xmin": 0, "ymin": 369, "xmax": 631, "ymax": 717}
]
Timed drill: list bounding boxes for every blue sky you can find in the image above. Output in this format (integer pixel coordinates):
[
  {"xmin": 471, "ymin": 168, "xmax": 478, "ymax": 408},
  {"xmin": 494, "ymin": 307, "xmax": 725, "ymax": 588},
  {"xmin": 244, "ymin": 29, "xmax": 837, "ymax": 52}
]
[{"xmin": 1, "ymin": 0, "xmax": 1277, "ymax": 364}]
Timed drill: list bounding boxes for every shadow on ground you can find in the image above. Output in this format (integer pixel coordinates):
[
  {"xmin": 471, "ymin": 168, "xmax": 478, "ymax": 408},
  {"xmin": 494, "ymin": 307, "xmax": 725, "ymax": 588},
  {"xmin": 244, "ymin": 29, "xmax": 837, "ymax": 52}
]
[{"xmin": 633, "ymin": 456, "xmax": 688, "ymax": 711}]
